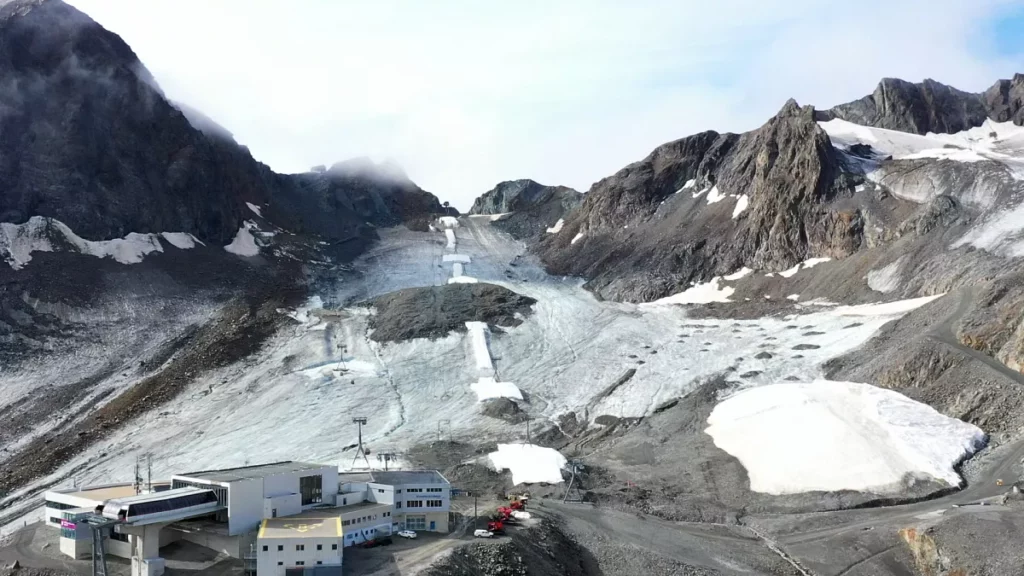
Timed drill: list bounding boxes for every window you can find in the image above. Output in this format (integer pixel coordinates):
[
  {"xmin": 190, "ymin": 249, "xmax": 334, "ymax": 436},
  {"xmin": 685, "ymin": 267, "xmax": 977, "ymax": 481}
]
[
  {"xmin": 396, "ymin": 489, "xmax": 402, "ymax": 494},
  {"xmin": 342, "ymin": 520, "xmax": 349, "ymax": 526},
  {"xmin": 262, "ymin": 546, "xmax": 268, "ymax": 552},
  {"xmin": 406, "ymin": 500, "xmax": 423, "ymax": 508},
  {"xmin": 46, "ymin": 501, "xmax": 76, "ymax": 511},
  {"xmin": 49, "ymin": 517, "xmax": 62, "ymax": 525},
  {"xmin": 427, "ymin": 488, "xmax": 443, "ymax": 493},
  {"xmin": 299, "ymin": 475, "xmax": 323, "ymax": 505},
  {"xmin": 377, "ymin": 489, "xmax": 384, "ymax": 493},
  {"xmin": 427, "ymin": 500, "xmax": 443, "ymax": 508},
  {"xmin": 277, "ymin": 562, "xmax": 283, "ymax": 566},
  {"xmin": 342, "ymin": 498, "xmax": 347, "ymax": 506},
  {"xmin": 331, "ymin": 544, "xmax": 338, "ymax": 550},
  {"xmin": 110, "ymin": 532, "xmax": 129, "ymax": 543},
  {"xmin": 316, "ymin": 561, "xmax": 322, "ymax": 565},
  {"xmin": 278, "ymin": 545, "xmax": 284, "ymax": 552},
  {"xmin": 296, "ymin": 561, "xmax": 305, "ymax": 566},
  {"xmin": 396, "ymin": 502, "xmax": 402, "ymax": 509},
  {"xmin": 296, "ymin": 544, "xmax": 305, "ymax": 551},
  {"xmin": 406, "ymin": 488, "xmax": 422, "ymax": 493},
  {"xmin": 316, "ymin": 544, "xmax": 322, "ymax": 551}
]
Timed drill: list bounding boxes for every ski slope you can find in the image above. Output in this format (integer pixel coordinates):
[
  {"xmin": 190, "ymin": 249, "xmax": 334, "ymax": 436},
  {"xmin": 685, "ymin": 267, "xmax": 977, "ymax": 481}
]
[{"xmin": 0, "ymin": 215, "xmax": 961, "ymax": 530}]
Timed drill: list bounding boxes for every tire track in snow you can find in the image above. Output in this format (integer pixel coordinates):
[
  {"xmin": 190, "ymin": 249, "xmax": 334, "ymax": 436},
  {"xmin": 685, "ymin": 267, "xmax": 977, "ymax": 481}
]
[{"xmin": 365, "ymin": 329, "xmax": 406, "ymax": 439}]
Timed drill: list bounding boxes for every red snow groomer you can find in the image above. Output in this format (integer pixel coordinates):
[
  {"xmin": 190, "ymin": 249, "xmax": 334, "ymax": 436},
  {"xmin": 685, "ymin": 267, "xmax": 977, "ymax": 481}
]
[{"xmin": 487, "ymin": 519, "xmax": 505, "ymax": 534}]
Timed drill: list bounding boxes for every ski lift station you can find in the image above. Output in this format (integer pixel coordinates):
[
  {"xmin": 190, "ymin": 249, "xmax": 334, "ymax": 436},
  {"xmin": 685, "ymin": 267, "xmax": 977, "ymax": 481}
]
[{"xmin": 43, "ymin": 461, "xmax": 451, "ymax": 576}]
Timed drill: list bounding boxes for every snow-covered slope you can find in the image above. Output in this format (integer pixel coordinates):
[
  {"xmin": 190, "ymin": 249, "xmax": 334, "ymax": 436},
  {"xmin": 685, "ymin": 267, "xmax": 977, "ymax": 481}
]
[{"xmin": 706, "ymin": 380, "xmax": 985, "ymax": 495}]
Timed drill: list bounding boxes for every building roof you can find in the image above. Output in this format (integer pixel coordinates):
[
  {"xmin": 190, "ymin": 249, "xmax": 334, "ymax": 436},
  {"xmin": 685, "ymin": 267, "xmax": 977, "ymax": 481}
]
[
  {"xmin": 51, "ymin": 483, "xmax": 140, "ymax": 504},
  {"xmin": 259, "ymin": 516, "xmax": 342, "ymax": 540},
  {"xmin": 105, "ymin": 486, "xmax": 211, "ymax": 507},
  {"xmin": 175, "ymin": 461, "xmax": 329, "ymax": 483},
  {"xmin": 368, "ymin": 470, "xmax": 449, "ymax": 486}
]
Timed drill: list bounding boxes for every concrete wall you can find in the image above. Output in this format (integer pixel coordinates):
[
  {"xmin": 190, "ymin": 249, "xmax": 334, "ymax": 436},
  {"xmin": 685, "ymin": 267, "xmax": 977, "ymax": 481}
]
[
  {"xmin": 366, "ymin": 483, "xmax": 395, "ymax": 505},
  {"xmin": 228, "ymin": 478, "xmax": 265, "ymax": 536},
  {"xmin": 108, "ymin": 537, "xmax": 132, "ymax": 558},
  {"xmin": 257, "ymin": 535, "xmax": 342, "ymax": 576},
  {"xmin": 179, "ymin": 530, "xmax": 247, "ymax": 558},
  {"xmin": 336, "ymin": 490, "xmax": 365, "ymax": 507},
  {"xmin": 263, "ymin": 494, "xmax": 301, "ymax": 519},
  {"xmin": 59, "ymin": 536, "xmax": 91, "ymax": 559},
  {"xmin": 342, "ymin": 522, "xmax": 391, "ymax": 547}
]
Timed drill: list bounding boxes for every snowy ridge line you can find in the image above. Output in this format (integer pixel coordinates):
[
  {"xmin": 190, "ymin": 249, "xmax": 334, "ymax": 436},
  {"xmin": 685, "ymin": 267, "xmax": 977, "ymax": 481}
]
[{"xmin": 0, "ymin": 216, "xmax": 204, "ymax": 269}]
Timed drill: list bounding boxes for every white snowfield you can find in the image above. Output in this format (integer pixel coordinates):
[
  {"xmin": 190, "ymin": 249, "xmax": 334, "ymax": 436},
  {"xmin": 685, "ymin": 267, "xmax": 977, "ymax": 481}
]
[
  {"xmin": 832, "ymin": 294, "xmax": 943, "ymax": 316},
  {"xmin": 571, "ymin": 232, "xmax": 584, "ymax": 245},
  {"xmin": 646, "ymin": 276, "xmax": 735, "ymax": 305},
  {"xmin": 488, "ymin": 443, "xmax": 567, "ymax": 485},
  {"xmin": 246, "ymin": 202, "xmax": 263, "ymax": 218},
  {"xmin": 439, "ymin": 216, "xmax": 460, "ymax": 229},
  {"xmin": 723, "ymin": 267, "xmax": 753, "ymax": 281},
  {"xmin": 952, "ymin": 202, "xmax": 1024, "ymax": 258},
  {"xmin": 706, "ymin": 380, "xmax": 986, "ymax": 495},
  {"xmin": 706, "ymin": 186, "xmax": 726, "ymax": 204},
  {"xmin": 444, "ymin": 228, "xmax": 457, "ymax": 250},
  {"xmin": 224, "ymin": 222, "xmax": 260, "ymax": 257},
  {"xmin": 546, "ymin": 219, "xmax": 565, "ymax": 234},
  {"xmin": 820, "ymin": 118, "xmax": 1024, "ymax": 178},
  {"xmin": 0, "ymin": 216, "xmax": 201, "ymax": 270},
  {"xmin": 778, "ymin": 257, "xmax": 831, "ymax": 278},
  {"xmin": 866, "ymin": 258, "xmax": 904, "ymax": 293},
  {"xmin": 471, "ymin": 377, "xmax": 523, "ymax": 402}
]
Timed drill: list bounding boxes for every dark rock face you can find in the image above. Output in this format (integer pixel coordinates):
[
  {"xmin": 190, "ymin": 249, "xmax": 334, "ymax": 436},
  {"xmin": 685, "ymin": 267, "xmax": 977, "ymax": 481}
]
[
  {"xmin": 535, "ymin": 100, "xmax": 861, "ymax": 301},
  {"xmin": 470, "ymin": 179, "xmax": 582, "ymax": 241},
  {"xmin": 365, "ymin": 283, "xmax": 536, "ymax": 343},
  {"xmin": 820, "ymin": 76, "xmax": 1024, "ymax": 135},
  {"xmin": 0, "ymin": 0, "xmax": 442, "ymax": 246}
]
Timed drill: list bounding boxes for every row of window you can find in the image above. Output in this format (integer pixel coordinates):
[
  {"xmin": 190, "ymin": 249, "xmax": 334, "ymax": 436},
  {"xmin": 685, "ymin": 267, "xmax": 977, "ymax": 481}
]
[
  {"xmin": 399, "ymin": 500, "xmax": 443, "ymax": 509},
  {"xmin": 341, "ymin": 511, "xmax": 391, "ymax": 527},
  {"xmin": 264, "ymin": 544, "xmax": 338, "ymax": 552},
  {"xmin": 275, "ymin": 561, "xmax": 328, "ymax": 566},
  {"xmin": 345, "ymin": 528, "xmax": 378, "ymax": 540},
  {"xmin": 395, "ymin": 487, "xmax": 444, "ymax": 494},
  {"xmin": 45, "ymin": 501, "xmax": 76, "ymax": 511}
]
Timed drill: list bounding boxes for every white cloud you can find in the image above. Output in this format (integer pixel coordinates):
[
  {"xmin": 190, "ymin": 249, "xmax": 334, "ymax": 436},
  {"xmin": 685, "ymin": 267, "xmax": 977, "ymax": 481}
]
[{"xmin": 68, "ymin": 0, "xmax": 1024, "ymax": 210}]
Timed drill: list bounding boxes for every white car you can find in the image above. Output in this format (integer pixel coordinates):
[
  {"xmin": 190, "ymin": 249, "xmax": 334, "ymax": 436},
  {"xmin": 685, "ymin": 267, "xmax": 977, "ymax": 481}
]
[
  {"xmin": 397, "ymin": 530, "xmax": 417, "ymax": 539},
  {"xmin": 473, "ymin": 529, "xmax": 493, "ymax": 538}
]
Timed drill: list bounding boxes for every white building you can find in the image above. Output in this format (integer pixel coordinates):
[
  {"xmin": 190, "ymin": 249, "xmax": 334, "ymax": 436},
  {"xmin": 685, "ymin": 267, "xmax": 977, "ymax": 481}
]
[
  {"xmin": 256, "ymin": 515, "xmax": 342, "ymax": 576},
  {"xmin": 340, "ymin": 470, "xmax": 451, "ymax": 534},
  {"xmin": 171, "ymin": 461, "xmax": 339, "ymax": 537}
]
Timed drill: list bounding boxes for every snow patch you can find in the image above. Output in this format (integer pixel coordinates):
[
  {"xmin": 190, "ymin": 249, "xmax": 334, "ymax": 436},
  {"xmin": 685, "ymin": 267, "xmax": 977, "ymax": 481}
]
[
  {"xmin": 444, "ymin": 228, "xmax": 457, "ymax": 250},
  {"xmin": 471, "ymin": 377, "xmax": 523, "ymax": 402},
  {"xmin": 466, "ymin": 321, "xmax": 495, "ymax": 377},
  {"xmin": 447, "ymin": 276, "xmax": 478, "ymax": 284},
  {"xmin": 246, "ymin": 202, "xmax": 263, "ymax": 218},
  {"xmin": 546, "ymin": 219, "xmax": 565, "ymax": 234},
  {"xmin": 786, "ymin": 294, "xmax": 800, "ymax": 301},
  {"xmin": 706, "ymin": 186, "xmax": 726, "ymax": 204},
  {"xmin": 570, "ymin": 232, "xmax": 584, "ymax": 245},
  {"xmin": 225, "ymin": 223, "xmax": 260, "ymax": 257},
  {"xmin": 723, "ymin": 267, "xmax": 753, "ymax": 281},
  {"xmin": 0, "ymin": 217, "xmax": 192, "ymax": 269},
  {"xmin": 778, "ymin": 257, "xmax": 831, "ymax": 278},
  {"xmin": 706, "ymin": 380, "xmax": 985, "ymax": 495},
  {"xmin": 866, "ymin": 259, "xmax": 903, "ymax": 293},
  {"xmin": 646, "ymin": 277, "xmax": 734, "ymax": 306},
  {"xmin": 160, "ymin": 232, "xmax": 201, "ymax": 250},
  {"xmin": 439, "ymin": 216, "xmax": 460, "ymax": 229},
  {"xmin": 731, "ymin": 194, "xmax": 749, "ymax": 219},
  {"xmin": 676, "ymin": 179, "xmax": 696, "ymax": 194},
  {"xmin": 488, "ymin": 444, "xmax": 566, "ymax": 485},
  {"xmin": 692, "ymin": 187, "xmax": 709, "ymax": 199},
  {"xmin": 832, "ymin": 294, "xmax": 943, "ymax": 316},
  {"xmin": 951, "ymin": 202, "xmax": 1024, "ymax": 258}
]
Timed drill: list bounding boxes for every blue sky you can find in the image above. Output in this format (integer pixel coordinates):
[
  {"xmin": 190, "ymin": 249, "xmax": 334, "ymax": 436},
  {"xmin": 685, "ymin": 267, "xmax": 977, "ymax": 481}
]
[{"xmin": 68, "ymin": 0, "xmax": 1024, "ymax": 209}]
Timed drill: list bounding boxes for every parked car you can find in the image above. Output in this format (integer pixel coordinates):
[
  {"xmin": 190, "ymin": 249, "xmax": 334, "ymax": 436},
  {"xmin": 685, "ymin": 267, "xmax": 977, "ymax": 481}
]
[
  {"xmin": 473, "ymin": 529, "xmax": 494, "ymax": 538},
  {"xmin": 397, "ymin": 530, "xmax": 417, "ymax": 539}
]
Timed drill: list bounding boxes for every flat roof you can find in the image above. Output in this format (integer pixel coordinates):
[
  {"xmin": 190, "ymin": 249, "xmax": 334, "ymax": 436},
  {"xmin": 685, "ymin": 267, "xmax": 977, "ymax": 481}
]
[
  {"xmin": 259, "ymin": 516, "xmax": 342, "ymax": 540},
  {"xmin": 57, "ymin": 484, "xmax": 139, "ymax": 503},
  {"xmin": 106, "ymin": 487, "xmax": 211, "ymax": 506},
  {"xmin": 369, "ymin": 470, "xmax": 449, "ymax": 485},
  {"xmin": 176, "ymin": 461, "xmax": 329, "ymax": 483}
]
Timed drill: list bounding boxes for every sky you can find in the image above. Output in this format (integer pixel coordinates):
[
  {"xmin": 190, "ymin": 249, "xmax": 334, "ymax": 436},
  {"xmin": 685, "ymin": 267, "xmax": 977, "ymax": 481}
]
[{"xmin": 67, "ymin": 0, "xmax": 1024, "ymax": 210}]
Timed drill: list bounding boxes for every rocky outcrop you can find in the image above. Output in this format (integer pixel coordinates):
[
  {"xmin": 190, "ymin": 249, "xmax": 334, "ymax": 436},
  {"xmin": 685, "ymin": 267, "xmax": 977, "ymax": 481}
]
[
  {"xmin": 820, "ymin": 75, "xmax": 1024, "ymax": 135},
  {"xmin": 470, "ymin": 179, "xmax": 580, "ymax": 215},
  {"xmin": 470, "ymin": 179, "xmax": 582, "ymax": 240},
  {"xmin": 364, "ymin": 283, "xmax": 536, "ymax": 343},
  {"xmin": 534, "ymin": 100, "xmax": 864, "ymax": 301},
  {"xmin": 0, "ymin": 0, "xmax": 442, "ymax": 247}
]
